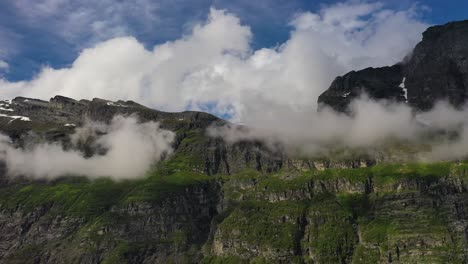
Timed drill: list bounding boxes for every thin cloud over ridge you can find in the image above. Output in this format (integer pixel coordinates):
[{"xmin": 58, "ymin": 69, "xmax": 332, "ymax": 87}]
[
  {"xmin": 0, "ymin": 116, "xmax": 175, "ymax": 180},
  {"xmin": 0, "ymin": 2, "xmax": 428, "ymax": 122}
]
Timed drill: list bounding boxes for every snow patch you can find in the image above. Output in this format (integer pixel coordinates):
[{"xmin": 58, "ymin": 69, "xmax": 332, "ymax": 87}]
[
  {"xmin": 106, "ymin": 102, "xmax": 128, "ymax": 107},
  {"xmin": 0, "ymin": 114, "xmax": 31, "ymax": 122},
  {"xmin": 64, "ymin": 123, "xmax": 76, "ymax": 127},
  {"xmin": 342, "ymin": 92, "xmax": 351, "ymax": 98},
  {"xmin": 0, "ymin": 107, "xmax": 13, "ymax": 112},
  {"xmin": 399, "ymin": 77, "xmax": 407, "ymax": 102}
]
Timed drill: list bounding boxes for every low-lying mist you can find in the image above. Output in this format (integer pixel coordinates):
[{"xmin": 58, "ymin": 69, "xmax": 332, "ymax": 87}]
[
  {"xmin": 209, "ymin": 97, "xmax": 468, "ymax": 161},
  {"xmin": 0, "ymin": 116, "xmax": 175, "ymax": 180}
]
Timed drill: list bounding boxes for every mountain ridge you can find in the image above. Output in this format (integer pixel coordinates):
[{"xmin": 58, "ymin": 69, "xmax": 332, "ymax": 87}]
[
  {"xmin": 0, "ymin": 19, "xmax": 468, "ymax": 264},
  {"xmin": 318, "ymin": 19, "xmax": 468, "ymax": 113}
]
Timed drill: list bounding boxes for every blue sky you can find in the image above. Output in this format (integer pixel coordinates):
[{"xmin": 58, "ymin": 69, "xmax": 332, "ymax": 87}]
[{"xmin": 0, "ymin": 0, "xmax": 466, "ymax": 82}]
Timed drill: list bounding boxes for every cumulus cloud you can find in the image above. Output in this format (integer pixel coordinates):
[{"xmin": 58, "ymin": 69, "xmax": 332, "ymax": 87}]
[
  {"xmin": 0, "ymin": 116, "xmax": 175, "ymax": 180},
  {"xmin": 209, "ymin": 98, "xmax": 468, "ymax": 161},
  {"xmin": 3, "ymin": 1, "xmax": 454, "ymax": 161},
  {"xmin": 0, "ymin": 61, "xmax": 8, "ymax": 71},
  {"xmin": 209, "ymin": 97, "xmax": 419, "ymax": 154},
  {"xmin": 0, "ymin": 2, "xmax": 427, "ymax": 120},
  {"xmin": 12, "ymin": 0, "xmax": 160, "ymax": 46}
]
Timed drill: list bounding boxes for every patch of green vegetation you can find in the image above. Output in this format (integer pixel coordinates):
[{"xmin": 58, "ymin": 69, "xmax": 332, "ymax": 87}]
[
  {"xmin": 4, "ymin": 243, "xmax": 43, "ymax": 264},
  {"xmin": 201, "ymin": 256, "xmax": 303, "ymax": 264},
  {"xmin": 0, "ymin": 153, "xmax": 215, "ymax": 214},
  {"xmin": 352, "ymin": 244, "xmax": 381, "ymax": 264},
  {"xmin": 0, "ymin": 178, "xmax": 134, "ymax": 216},
  {"xmin": 371, "ymin": 162, "xmax": 452, "ymax": 186},
  {"xmin": 355, "ymin": 190, "xmax": 460, "ymax": 263},
  {"xmin": 359, "ymin": 218, "xmax": 393, "ymax": 244},
  {"xmin": 217, "ymin": 200, "xmax": 307, "ymax": 255},
  {"xmin": 2, "ymin": 150, "xmax": 467, "ymax": 264},
  {"xmin": 172, "ymin": 229, "xmax": 189, "ymax": 249},
  {"xmin": 302, "ymin": 195, "xmax": 357, "ymax": 263},
  {"xmin": 286, "ymin": 161, "xmax": 454, "ymax": 191},
  {"xmin": 179, "ymin": 129, "xmax": 206, "ymax": 145},
  {"xmin": 161, "ymin": 149, "xmax": 206, "ymax": 173},
  {"xmin": 304, "ymin": 166, "xmax": 371, "ymax": 184},
  {"xmin": 123, "ymin": 169, "xmax": 211, "ymax": 203},
  {"xmin": 336, "ymin": 193, "xmax": 370, "ymax": 217},
  {"xmin": 201, "ymin": 256, "xmax": 247, "ymax": 264},
  {"xmin": 101, "ymin": 242, "xmax": 131, "ymax": 264},
  {"xmin": 255, "ymin": 174, "xmax": 312, "ymax": 193},
  {"xmin": 219, "ymin": 169, "xmax": 263, "ymax": 202}
]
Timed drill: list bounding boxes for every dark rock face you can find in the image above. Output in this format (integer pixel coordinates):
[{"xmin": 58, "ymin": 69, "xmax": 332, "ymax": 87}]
[
  {"xmin": 317, "ymin": 65, "xmax": 404, "ymax": 112},
  {"xmin": 318, "ymin": 20, "xmax": 468, "ymax": 112},
  {"xmin": 1, "ymin": 94, "xmax": 468, "ymax": 263},
  {"xmin": 0, "ymin": 95, "xmax": 380, "ymax": 176},
  {"xmin": 2, "ymin": 167, "xmax": 468, "ymax": 263},
  {"xmin": 0, "ymin": 181, "xmax": 222, "ymax": 264},
  {"xmin": 404, "ymin": 20, "xmax": 468, "ymax": 110}
]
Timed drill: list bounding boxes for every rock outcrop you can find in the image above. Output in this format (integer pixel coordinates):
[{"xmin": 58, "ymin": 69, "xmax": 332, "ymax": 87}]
[
  {"xmin": 318, "ymin": 65, "xmax": 404, "ymax": 113},
  {"xmin": 404, "ymin": 20, "xmax": 468, "ymax": 110},
  {"xmin": 1, "ymin": 19, "xmax": 468, "ymax": 264},
  {"xmin": 0, "ymin": 162, "xmax": 467, "ymax": 263},
  {"xmin": 318, "ymin": 19, "xmax": 468, "ymax": 112}
]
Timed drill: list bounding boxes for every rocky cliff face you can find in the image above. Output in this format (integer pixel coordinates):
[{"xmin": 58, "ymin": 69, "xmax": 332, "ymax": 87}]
[
  {"xmin": 318, "ymin": 19, "xmax": 468, "ymax": 112},
  {"xmin": 0, "ymin": 95, "xmax": 388, "ymax": 176},
  {"xmin": 318, "ymin": 65, "xmax": 404, "ymax": 113},
  {"xmin": 0, "ymin": 95, "xmax": 454, "ymax": 264},
  {"xmin": 0, "ymin": 95, "xmax": 286, "ymax": 176},
  {"xmin": 1, "ymin": 19, "xmax": 468, "ymax": 264},
  {"xmin": 1, "ymin": 162, "xmax": 468, "ymax": 263}
]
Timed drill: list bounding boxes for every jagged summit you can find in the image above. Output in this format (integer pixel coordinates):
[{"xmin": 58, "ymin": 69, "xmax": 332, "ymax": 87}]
[
  {"xmin": 0, "ymin": 95, "xmax": 222, "ymax": 133},
  {"xmin": 317, "ymin": 65, "xmax": 404, "ymax": 113},
  {"xmin": 1, "ymin": 20, "xmax": 468, "ymax": 264},
  {"xmin": 318, "ymin": 19, "xmax": 468, "ymax": 112}
]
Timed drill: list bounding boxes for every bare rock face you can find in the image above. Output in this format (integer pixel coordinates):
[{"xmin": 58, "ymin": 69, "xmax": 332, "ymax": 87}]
[
  {"xmin": 318, "ymin": 19, "xmax": 468, "ymax": 112},
  {"xmin": 404, "ymin": 20, "xmax": 468, "ymax": 110},
  {"xmin": 318, "ymin": 65, "xmax": 405, "ymax": 113},
  {"xmin": 2, "ymin": 20, "xmax": 468, "ymax": 264}
]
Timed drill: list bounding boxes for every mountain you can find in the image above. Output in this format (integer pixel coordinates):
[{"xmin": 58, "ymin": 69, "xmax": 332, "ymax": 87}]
[
  {"xmin": 0, "ymin": 20, "xmax": 468, "ymax": 264},
  {"xmin": 318, "ymin": 20, "xmax": 468, "ymax": 112},
  {"xmin": 0, "ymin": 96, "xmax": 466, "ymax": 264}
]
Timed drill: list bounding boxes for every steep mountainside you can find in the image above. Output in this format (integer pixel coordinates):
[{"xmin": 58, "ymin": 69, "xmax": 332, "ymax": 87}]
[
  {"xmin": 0, "ymin": 95, "xmax": 467, "ymax": 264},
  {"xmin": 0, "ymin": 19, "xmax": 468, "ymax": 264},
  {"xmin": 318, "ymin": 19, "xmax": 468, "ymax": 112}
]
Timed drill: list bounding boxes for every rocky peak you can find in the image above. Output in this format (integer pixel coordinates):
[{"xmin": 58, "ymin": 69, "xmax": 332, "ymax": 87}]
[
  {"xmin": 318, "ymin": 19, "xmax": 468, "ymax": 112},
  {"xmin": 404, "ymin": 20, "xmax": 468, "ymax": 110},
  {"xmin": 49, "ymin": 95, "xmax": 85, "ymax": 109},
  {"xmin": 317, "ymin": 65, "xmax": 404, "ymax": 112}
]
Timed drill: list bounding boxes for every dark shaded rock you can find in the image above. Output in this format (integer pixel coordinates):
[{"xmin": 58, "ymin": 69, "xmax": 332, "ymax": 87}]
[
  {"xmin": 404, "ymin": 20, "xmax": 468, "ymax": 110},
  {"xmin": 318, "ymin": 20, "xmax": 468, "ymax": 112},
  {"xmin": 317, "ymin": 65, "xmax": 404, "ymax": 113}
]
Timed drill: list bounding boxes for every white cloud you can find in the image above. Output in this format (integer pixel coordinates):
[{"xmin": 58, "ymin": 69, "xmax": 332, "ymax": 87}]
[
  {"xmin": 9, "ymin": 2, "xmax": 461, "ymax": 160},
  {"xmin": 4, "ymin": 1, "xmax": 468, "ymax": 165},
  {"xmin": 13, "ymin": 0, "xmax": 160, "ymax": 46},
  {"xmin": 0, "ymin": 116, "xmax": 175, "ymax": 180},
  {"xmin": 0, "ymin": 2, "xmax": 428, "ymax": 119},
  {"xmin": 0, "ymin": 26, "xmax": 20, "ymax": 59},
  {"xmin": 0, "ymin": 61, "xmax": 8, "ymax": 71},
  {"xmin": 0, "ymin": 8, "xmax": 253, "ymax": 110}
]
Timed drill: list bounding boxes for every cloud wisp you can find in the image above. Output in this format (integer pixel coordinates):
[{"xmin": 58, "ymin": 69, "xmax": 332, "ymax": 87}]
[
  {"xmin": 7, "ymin": 2, "xmax": 467, "ymax": 164},
  {"xmin": 209, "ymin": 98, "xmax": 468, "ymax": 162},
  {"xmin": 0, "ymin": 116, "xmax": 175, "ymax": 180},
  {"xmin": 12, "ymin": 0, "xmax": 161, "ymax": 46},
  {"xmin": 0, "ymin": 2, "xmax": 428, "ymax": 122}
]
